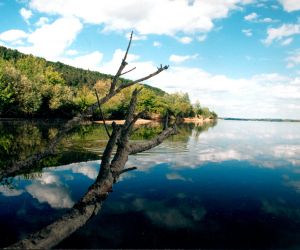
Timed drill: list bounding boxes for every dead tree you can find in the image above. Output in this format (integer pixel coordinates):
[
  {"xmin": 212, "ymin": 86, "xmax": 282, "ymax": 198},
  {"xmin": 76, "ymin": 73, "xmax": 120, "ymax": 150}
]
[
  {"xmin": 7, "ymin": 89, "xmax": 177, "ymax": 249},
  {"xmin": 0, "ymin": 31, "xmax": 169, "ymax": 180}
]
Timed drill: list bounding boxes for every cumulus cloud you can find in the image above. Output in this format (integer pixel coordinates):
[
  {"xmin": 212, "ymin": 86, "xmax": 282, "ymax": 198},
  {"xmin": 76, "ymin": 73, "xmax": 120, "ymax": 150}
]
[
  {"xmin": 244, "ymin": 12, "xmax": 258, "ymax": 21},
  {"xmin": 198, "ymin": 34, "xmax": 207, "ymax": 42},
  {"xmin": 65, "ymin": 49, "xmax": 79, "ymax": 56},
  {"xmin": 169, "ymin": 54, "xmax": 198, "ymax": 64},
  {"xmin": 0, "ymin": 29, "xmax": 28, "ymax": 42},
  {"xmin": 35, "ymin": 16, "xmax": 49, "ymax": 26},
  {"xmin": 278, "ymin": 0, "xmax": 300, "ymax": 12},
  {"xmin": 177, "ymin": 36, "xmax": 193, "ymax": 44},
  {"xmin": 125, "ymin": 32, "xmax": 147, "ymax": 41},
  {"xmin": 153, "ymin": 41, "xmax": 162, "ymax": 47},
  {"xmin": 242, "ymin": 29, "xmax": 253, "ymax": 37},
  {"xmin": 28, "ymin": 0, "xmax": 252, "ymax": 35},
  {"xmin": 61, "ymin": 51, "xmax": 103, "ymax": 71},
  {"xmin": 65, "ymin": 47, "xmax": 300, "ymax": 119},
  {"xmin": 244, "ymin": 12, "xmax": 276, "ymax": 23},
  {"xmin": 281, "ymin": 37, "xmax": 293, "ymax": 46},
  {"xmin": 20, "ymin": 8, "xmax": 32, "ymax": 23},
  {"xmin": 263, "ymin": 23, "xmax": 300, "ymax": 45},
  {"xmin": 286, "ymin": 50, "xmax": 300, "ymax": 68},
  {"xmin": 18, "ymin": 17, "xmax": 82, "ymax": 60}
]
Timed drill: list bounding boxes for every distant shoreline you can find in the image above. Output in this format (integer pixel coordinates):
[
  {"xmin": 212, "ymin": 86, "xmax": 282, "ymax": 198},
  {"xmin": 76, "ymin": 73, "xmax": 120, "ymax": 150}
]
[
  {"xmin": 94, "ymin": 117, "xmax": 216, "ymax": 125},
  {"xmin": 219, "ymin": 117, "xmax": 300, "ymax": 122}
]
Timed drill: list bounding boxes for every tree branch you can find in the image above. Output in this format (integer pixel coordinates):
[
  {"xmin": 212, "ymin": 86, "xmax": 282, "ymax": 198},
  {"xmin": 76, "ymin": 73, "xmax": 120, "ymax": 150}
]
[
  {"xmin": 120, "ymin": 66, "xmax": 136, "ymax": 76},
  {"xmin": 109, "ymin": 31, "xmax": 133, "ymax": 93},
  {"xmin": 116, "ymin": 65, "xmax": 169, "ymax": 92},
  {"xmin": 7, "ymin": 84, "xmax": 176, "ymax": 249},
  {"xmin": 95, "ymin": 89, "xmax": 111, "ymax": 138}
]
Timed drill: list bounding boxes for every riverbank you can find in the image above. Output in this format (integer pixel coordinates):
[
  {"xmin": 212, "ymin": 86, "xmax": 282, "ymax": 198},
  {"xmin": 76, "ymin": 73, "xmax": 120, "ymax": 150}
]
[{"xmin": 94, "ymin": 117, "xmax": 216, "ymax": 125}]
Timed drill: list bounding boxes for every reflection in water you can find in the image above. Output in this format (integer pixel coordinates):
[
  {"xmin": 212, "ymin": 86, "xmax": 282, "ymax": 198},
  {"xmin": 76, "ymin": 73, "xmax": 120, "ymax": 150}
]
[{"xmin": 1, "ymin": 119, "xmax": 300, "ymax": 248}]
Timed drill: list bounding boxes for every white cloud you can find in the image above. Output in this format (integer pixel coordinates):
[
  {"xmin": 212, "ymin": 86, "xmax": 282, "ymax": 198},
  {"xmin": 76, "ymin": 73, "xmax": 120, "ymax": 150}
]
[
  {"xmin": 20, "ymin": 8, "xmax": 33, "ymax": 23},
  {"xmin": 286, "ymin": 50, "xmax": 300, "ymax": 68},
  {"xmin": 244, "ymin": 13, "xmax": 276, "ymax": 23},
  {"xmin": 61, "ymin": 51, "xmax": 103, "ymax": 70},
  {"xmin": 261, "ymin": 17, "xmax": 274, "ymax": 23},
  {"xmin": 35, "ymin": 16, "xmax": 49, "ymax": 26},
  {"xmin": 96, "ymin": 49, "xmax": 300, "ymax": 119},
  {"xmin": 153, "ymin": 41, "xmax": 162, "ymax": 47},
  {"xmin": 242, "ymin": 29, "xmax": 253, "ymax": 37},
  {"xmin": 278, "ymin": 0, "xmax": 300, "ymax": 12},
  {"xmin": 198, "ymin": 34, "xmax": 207, "ymax": 42},
  {"xmin": 177, "ymin": 36, "xmax": 193, "ymax": 44},
  {"xmin": 65, "ymin": 49, "xmax": 79, "ymax": 56},
  {"xmin": 126, "ymin": 32, "xmax": 147, "ymax": 41},
  {"xmin": 169, "ymin": 54, "xmax": 198, "ymax": 64},
  {"xmin": 99, "ymin": 48, "xmax": 145, "ymax": 76},
  {"xmin": 0, "ymin": 29, "xmax": 28, "ymax": 42},
  {"xmin": 244, "ymin": 12, "xmax": 258, "ymax": 21},
  {"xmin": 281, "ymin": 37, "xmax": 293, "ymax": 46},
  {"xmin": 263, "ymin": 23, "xmax": 300, "ymax": 45},
  {"xmin": 18, "ymin": 17, "xmax": 82, "ymax": 60},
  {"xmin": 28, "ymin": 0, "xmax": 252, "ymax": 36}
]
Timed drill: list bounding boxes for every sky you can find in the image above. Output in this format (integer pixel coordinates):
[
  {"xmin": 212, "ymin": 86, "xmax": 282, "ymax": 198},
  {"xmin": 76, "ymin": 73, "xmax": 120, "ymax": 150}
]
[{"xmin": 0, "ymin": 0, "xmax": 300, "ymax": 119}]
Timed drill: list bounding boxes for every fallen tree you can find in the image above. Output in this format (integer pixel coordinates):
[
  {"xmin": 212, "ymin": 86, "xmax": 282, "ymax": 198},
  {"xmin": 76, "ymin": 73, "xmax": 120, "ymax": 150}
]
[
  {"xmin": 7, "ymin": 89, "xmax": 177, "ymax": 249},
  {"xmin": 0, "ymin": 31, "xmax": 168, "ymax": 180},
  {"xmin": 5, "ymin": 32, "xmax": 177, "ymax": 248}
]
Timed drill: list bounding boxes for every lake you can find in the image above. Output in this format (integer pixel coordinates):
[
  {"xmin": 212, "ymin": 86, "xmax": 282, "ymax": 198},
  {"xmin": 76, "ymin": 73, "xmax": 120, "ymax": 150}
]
[{"xmin": 1, "ymin": 119, "xmax": 300, "ymax": 248}]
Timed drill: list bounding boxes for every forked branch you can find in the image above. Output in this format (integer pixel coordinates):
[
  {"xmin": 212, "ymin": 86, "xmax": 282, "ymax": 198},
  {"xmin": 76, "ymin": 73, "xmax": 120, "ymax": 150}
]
[
  {"xmin": 8, "ymin": 89, "xmax": 177, "ymax": 249},
  {"xmin": 1, "ymin": 31, "xmax": 169, "ymax": 180}
]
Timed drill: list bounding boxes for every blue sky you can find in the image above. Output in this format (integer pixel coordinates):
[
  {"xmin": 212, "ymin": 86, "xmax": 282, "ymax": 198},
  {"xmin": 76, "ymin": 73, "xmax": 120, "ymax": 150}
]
[{"xmin": 0, "ymin": 0, "xmax": 300, "ymax": 119}]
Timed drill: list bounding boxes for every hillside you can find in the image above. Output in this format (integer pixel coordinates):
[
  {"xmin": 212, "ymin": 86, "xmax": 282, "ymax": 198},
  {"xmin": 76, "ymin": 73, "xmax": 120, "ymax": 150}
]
[{"xmin": 0, "ymin": 46, "xmax": 216, "ymax": 119}]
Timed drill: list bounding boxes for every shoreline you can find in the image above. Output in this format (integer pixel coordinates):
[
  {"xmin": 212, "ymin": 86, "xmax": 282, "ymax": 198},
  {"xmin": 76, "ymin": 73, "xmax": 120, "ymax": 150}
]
[{"xmin": 93, "ymin": 117, "xmax": 216, "ymax": 125}]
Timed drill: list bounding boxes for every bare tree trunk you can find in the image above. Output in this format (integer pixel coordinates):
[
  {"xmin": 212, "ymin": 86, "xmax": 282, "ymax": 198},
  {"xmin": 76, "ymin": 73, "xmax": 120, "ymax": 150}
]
[
  {"xmin": 7, "ymin": 89, "xmax": 177, "ymax": 249},
  {"xmin": 0, "ymin": 31, "xmax": 169, "ymax": 180}
]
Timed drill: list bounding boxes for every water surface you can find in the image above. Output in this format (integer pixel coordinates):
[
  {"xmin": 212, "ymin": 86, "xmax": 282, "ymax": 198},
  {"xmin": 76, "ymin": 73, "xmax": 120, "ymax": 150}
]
[{"xmin": 1, "ymin": 120, "xmax": 300, "ymax": 248}]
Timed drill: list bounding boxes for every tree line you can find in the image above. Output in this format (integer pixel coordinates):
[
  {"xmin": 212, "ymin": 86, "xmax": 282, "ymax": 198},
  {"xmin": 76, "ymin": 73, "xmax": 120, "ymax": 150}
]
[{"xmin": 0, "ymin": 46, "xmax": 217, "ymax": 119}]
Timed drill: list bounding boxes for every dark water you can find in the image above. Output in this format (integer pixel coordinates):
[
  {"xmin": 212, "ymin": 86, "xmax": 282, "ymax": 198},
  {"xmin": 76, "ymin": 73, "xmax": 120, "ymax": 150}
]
[{"xmin": 1, "ymin": 120, "xmax": 300, "ymax": 248}]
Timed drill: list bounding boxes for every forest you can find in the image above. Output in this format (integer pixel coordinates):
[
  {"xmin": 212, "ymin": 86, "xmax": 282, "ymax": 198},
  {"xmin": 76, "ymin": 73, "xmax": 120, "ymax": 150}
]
[{"xmin": 0, "ymin": 46, "xmax": 217, "ymax": 120}]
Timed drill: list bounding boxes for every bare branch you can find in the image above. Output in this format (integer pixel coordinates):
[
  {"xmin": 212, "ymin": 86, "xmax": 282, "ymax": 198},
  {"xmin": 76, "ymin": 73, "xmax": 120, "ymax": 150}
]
[
  {"xmin": 98, "ymin": 122, "xmax": 120, "ymax": 172},
  {"xmin": 109, "ymin": 31, "xmax": 133, "ymax": 93},
  {"xmin": 95, "ymin": 89, "xmax": 111, "ymax": 138},
  {"xmin": 117, "ymin": 65, "xmax": 169, "ymax": 92},
  {"xmin": 120, "ymin": 66, "xmax": 136, "ymax": 76},
  {"xmin": 123, "ymin": 88, "xmax": 142, "ymax": 130}
]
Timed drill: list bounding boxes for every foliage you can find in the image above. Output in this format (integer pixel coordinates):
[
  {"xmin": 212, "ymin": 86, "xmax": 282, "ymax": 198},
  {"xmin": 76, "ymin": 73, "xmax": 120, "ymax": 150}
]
[{"xmin": 0, "ymin": 45, "xmax": 217, "ymax": 119}]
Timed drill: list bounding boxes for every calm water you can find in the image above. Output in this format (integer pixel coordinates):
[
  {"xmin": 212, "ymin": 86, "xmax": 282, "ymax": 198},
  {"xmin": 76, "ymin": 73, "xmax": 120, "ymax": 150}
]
[{"xmin": 1, "ymin": 119, "xmax": 300, "ymax": 248}]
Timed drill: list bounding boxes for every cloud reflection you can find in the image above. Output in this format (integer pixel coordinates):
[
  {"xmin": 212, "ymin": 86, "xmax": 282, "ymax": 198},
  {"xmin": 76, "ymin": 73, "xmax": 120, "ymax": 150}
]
[
  {"xmin": 125, "ymin": 120, "xmax": 300, "ymax": 171},
  {"xmin": 26, "ymin": 182, "xmax": 74, "ymax": 209},
  {"xmin": 166, "ymin": 172, "xmax": 192, "ymax": 182},
  {"xmin": 0, "ymin": 186, "xmax": 24, "ymax": 197}
]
